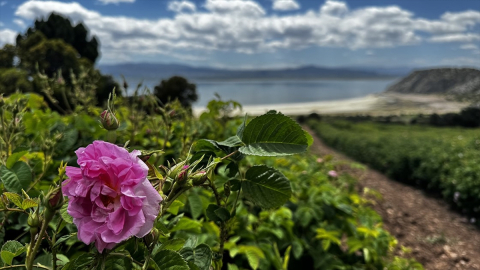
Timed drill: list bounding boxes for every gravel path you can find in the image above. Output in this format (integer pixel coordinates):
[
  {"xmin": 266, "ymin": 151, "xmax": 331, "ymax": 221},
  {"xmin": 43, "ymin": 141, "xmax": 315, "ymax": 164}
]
[{"xmin": 303, "ymin": 125, "xmax": 480, "ymax": 270}]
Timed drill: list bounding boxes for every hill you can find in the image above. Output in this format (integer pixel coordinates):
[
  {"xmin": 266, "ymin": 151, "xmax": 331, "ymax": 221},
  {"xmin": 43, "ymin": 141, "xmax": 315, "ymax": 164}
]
[
  {"xmin": 99, "ymin": 63, "xmax": 399, "ymax": 81},
  {"xmin": 386, "ymin": 68, "xmax": 480, "ymax": 95}
]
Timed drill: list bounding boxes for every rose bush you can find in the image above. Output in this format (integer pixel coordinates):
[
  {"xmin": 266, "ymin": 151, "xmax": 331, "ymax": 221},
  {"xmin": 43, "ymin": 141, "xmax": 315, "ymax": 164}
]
[{"xmin": 62, "ymin": 140, "xmax": 162, "ymax": 252}]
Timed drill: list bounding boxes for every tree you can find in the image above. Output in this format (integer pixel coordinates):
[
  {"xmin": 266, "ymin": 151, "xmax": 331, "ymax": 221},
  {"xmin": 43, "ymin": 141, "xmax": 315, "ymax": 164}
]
[
  {"xmin": 0, "ymin": 68, "xmax": 32, "ymax": 95},
  {"xmin": 0, "ymin": 44, "xmax": 16, "ymax": 69},
  {"xmin": 18, "ymin": 13, "xmax": 99, "ymax": 63},
  {"xmin": 154, "ymin": 76, "xmax": 198, "ymax": 108}
]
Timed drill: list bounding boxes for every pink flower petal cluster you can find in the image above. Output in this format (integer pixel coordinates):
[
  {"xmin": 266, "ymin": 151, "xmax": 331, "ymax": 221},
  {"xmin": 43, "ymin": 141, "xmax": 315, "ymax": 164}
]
[{"xmin": 62, "ymin": 141, "xmax": 162, "ymax": 252}]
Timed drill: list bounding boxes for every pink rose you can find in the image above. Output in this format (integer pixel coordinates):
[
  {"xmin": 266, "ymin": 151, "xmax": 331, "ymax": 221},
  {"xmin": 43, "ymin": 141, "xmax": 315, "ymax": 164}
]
[
  {"xmin": 62, "ymin": 141, "xmax": 162, "ymax": 253},
  {"xmin": 328, "ymin": 170, "xmax": 338, "ymax": 178}
]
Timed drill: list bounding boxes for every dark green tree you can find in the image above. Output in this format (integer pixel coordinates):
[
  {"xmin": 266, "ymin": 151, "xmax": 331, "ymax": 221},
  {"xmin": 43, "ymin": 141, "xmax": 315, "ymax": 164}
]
[
  {"xmin": 154, "ymin": 76, "xmax": 198, "ymax": 108},
  {"xmin": 18, "ymin": 13, "xmax": 99, "ymax": 63},
  {"xmin": 0, "ymin": 44, "xmax": 16, "ymax": 69}
]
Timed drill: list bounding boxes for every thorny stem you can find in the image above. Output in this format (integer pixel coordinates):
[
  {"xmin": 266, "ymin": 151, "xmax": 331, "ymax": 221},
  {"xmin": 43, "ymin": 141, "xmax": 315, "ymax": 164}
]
[{"xmin": 26, "ymin": 210, "xmax": 55, "ymax": 270}]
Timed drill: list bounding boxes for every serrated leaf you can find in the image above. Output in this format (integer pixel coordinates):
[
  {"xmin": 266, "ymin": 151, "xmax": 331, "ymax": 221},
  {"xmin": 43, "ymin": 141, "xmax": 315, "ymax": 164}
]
[
  {"xmin": 152, "ymin": 250, "xmax": 189, "ymax": 270},
  {"xmin": 237, "ymin": 114, "xmax": 247, "ymax": 139},
  {"xmin": 61, "ymin": 253, "xmax": 94, "ymax": 270},
  {"xmin": 60, "ymin": 202, "xmax": 73, "ymax": 224},
  {"xmin": 225, "ymin": 162, "xmax": 238, "ymax": 178},
  {"xmin": 213, "ymin": 208, "xmax": 231, "ymax": 222},
  {"xmin": 21, "ymin": 198, "xmax": 38, "ymax": 210},
  {"xmin": 6, "ymin": 148, "xmax": 28, "ymax": 169},
  {"xmin": 1, "ymin": 241, "xmax": 24, "ymax": 265},
  {"xmin": 242, "ymin": 166, "xmax": 292, "ymax": 209},
  {"xmin": 54, "ymin": 233, "xmax": 77, "ymax": 248},
  {"xmin": 188, "ymin": 191, "xmax": 203, "ymax": 220},
  {"xmin": 0, "ymin": 162, "xmax": 32, "ymax": 193},
  {"xmin": 179, "ymin": 244, "xmax": 212, "ymax": 270},
  {"xmin": 3, "ymin": 192, "xmax": 22, "ymax": 208},
  {"xmin": 170, "ymin": 217, "xmax": 202, "ymax": 233},
  {"xmin": 238, "ymin": 112, "xmax": 308, "ymax": 156},
  {"xmin": 105, "ymin": 253, "xmax": 132, "ymax": 270},
  {"xmin": 218, "ymin": 136, "xmax": 243, "ymax": 147},
  {"xmin": 192, "ymin": 244, "xmax": 212, "ymax": 270},
  {"xmin": 238, "ymin": 245, "xmax": 264, "ymax": 270},
  {"xmin": 159, "ymin": 239, "xmax": 186, "ymax": 252},
  {"xmin": 167, "ymin": 200, "xmax": 185, "ymax": 215}
]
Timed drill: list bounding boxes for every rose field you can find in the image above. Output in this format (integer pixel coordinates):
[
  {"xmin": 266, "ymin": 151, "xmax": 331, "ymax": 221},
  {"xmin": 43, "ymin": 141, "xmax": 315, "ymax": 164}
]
[{"xmin": 0, "ymin": 91, "xmax": 424, "ymax": 270}]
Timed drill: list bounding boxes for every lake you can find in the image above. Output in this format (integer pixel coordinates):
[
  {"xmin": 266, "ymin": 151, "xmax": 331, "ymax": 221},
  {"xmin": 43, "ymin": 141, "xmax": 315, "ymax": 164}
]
[{"xmin": 127, "ymin": 78, "xmax": 398, "ymax": 107}]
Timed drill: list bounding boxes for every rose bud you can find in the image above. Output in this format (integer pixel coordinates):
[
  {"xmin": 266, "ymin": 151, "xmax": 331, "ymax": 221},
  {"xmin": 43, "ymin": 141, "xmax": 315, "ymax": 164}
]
[
  {"xmin": 191, "ymin": 171, "xmax": 208, "ymax": 185},
  {"xmin": 44, "ymin": 186, "xmax": 64, "ymax": 221},
  {"xmin": 176, "ymin": 165, "xmax": 189, "ymax": 182},
  {"xmin": 100, "ymin": 110, "xmax": 120, "ymax": 131}
]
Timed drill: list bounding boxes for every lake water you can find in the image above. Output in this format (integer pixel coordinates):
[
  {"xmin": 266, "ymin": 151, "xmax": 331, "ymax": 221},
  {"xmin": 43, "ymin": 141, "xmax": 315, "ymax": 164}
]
[{"xmin": 129, "ymin": 78, "xmax": 398, "ymax": 107}]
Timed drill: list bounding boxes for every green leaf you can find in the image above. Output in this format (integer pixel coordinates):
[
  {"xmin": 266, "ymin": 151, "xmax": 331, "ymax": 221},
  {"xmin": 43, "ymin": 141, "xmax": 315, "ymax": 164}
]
[
  {"xmin": 214, "ymin": 208, "xmax": 231, "ymax": 222},
  {"xmin": 105, "ymin": 253, "xmax": 133, "ymax": 270},
  {"xmin": 1, "ymin": 241, "xmax": 25, "ymax": 265},
  {"xmin": 170, "ymin": 217, "xmax": 202, "ymax": 233},
  {"xmin": 60, "ymin": 202, "xmax": 73, "ymax": 224},
  {"xmin": 21, "ymin": 198, "xmax": 38, "ymax": 210},
  {"xmin": 6, "ymin": 147, "xmax": 28, "ymax": 169},
  {"xmin": 188, "ymin": 191, "xmax": 203, "ymax": 220},
  {"xmin": 238, "ymin": 245, "xmax": 264, "ymax": 270},
  {"xmin": 242, "ymin": 166, "xmax": 292, "ymax": 209},
  {"xmin": 152, "ymin": 250, "xmax": 189, "ymax": 270},
  {"xmin": 237, "ymin": 114, "xmax": 247, "ymax": 139},
  {"xmin": 303, "ymin": 130, "xmax": 314, "ymax": 147},
  {"xmin": 218, "ymin": 136, "xmax": 243, "ymax": 147},
  {"xmin": 206, "ymin": 204, "xmax": 230, "ymax": 222},
  {"xmin": 159, "ymin": 239, "xmax": 186, "ymax": 252},
  {"xmin": 179, "ymin": 245, "xmax": 212, "ymax": 270},
  {"xmin": 167, "ymin": 200, "xmax": 185, "ymax": 215},
  {"xmin": 239, "ymin": 112, "xmax": 308, "ymax": 156},
  {"xmin": 192, "ymin": 244, "xmax": 212, "ymax": 270},
  {"xmin": 3, "ymin": 192, "xmax": 22, "ymax": 208},
  {"xmin": 0, "ymin": 162, "xmax": 32, "ymax": 193},
  {"xmin": 61, "ymin": 253, "xmax": 94, "ymax": 270},
  {"xmin": 54, "ymin": 233, "xmax": 77, "ymax": 248},
  {"xmin": 225, "ymin": 162, "xmax": 238, "ymax": 178}
]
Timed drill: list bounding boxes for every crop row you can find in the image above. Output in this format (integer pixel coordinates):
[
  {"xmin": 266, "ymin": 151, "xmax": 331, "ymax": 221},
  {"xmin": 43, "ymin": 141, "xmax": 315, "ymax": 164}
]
[{"xmin": 308, "ymin": 119, "xmax": 480, "ymax": 221}]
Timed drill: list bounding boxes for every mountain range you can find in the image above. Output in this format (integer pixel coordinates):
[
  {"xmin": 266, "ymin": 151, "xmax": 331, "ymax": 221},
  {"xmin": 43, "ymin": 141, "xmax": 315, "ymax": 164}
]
[{"xmin": 99, "ymin": 63, "xmax": 410, "ymax": 81}]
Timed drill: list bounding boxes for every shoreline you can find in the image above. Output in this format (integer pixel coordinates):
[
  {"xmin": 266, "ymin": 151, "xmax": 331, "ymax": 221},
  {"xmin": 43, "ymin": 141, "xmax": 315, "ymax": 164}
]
[{"xmin": 193, "ymin": 93, "xmax": 469, "ymax": 116}]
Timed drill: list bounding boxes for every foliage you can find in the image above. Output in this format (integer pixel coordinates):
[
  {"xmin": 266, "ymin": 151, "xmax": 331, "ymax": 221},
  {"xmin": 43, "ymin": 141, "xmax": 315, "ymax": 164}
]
[
  {"xmin": 18, "ymin": 13, "xmax": 99, "ymax": 63},
  {"xmin": 308, "ymin": 119, "xmax": 480, "ymax": 222},
  {"xmin": 0, "ymin": 91, "xmax": 421, "ymax": 269},
  {"xmin": 154, "ymin": 76, "xmax": 198, "ymax": 109},
  {"xmin": 0, "ymin": 68, "xmax": 33, "ymax": 95}
]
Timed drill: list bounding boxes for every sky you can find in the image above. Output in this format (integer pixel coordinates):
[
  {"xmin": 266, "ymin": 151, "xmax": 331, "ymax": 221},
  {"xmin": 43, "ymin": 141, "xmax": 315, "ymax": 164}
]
[{"xmin": 0, "ymin": 0, "xmax": 480, "ymax": 69}]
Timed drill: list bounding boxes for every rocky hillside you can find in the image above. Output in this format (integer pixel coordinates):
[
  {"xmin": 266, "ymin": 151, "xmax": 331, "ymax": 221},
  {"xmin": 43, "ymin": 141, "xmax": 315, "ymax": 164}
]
[{"xmin": 386, "ymin": 68, "xmax": 480, "ymax": 95}]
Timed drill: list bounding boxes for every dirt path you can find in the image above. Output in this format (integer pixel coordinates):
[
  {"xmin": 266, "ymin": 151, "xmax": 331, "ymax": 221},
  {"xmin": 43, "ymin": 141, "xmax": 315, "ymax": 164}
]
[{"xmin": 303, "ymin": 125, "xmax": 480, "ymax": 270}]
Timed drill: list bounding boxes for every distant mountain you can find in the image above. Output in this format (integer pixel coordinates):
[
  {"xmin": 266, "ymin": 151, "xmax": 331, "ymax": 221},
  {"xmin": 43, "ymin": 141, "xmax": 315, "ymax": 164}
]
[
  {"xmin": 386, "ymin": 68, "xmax": 480, "ymax": 95},
  {"xmin": 99, "ymin": 63, "xmax": 401, "ymax": 81}
]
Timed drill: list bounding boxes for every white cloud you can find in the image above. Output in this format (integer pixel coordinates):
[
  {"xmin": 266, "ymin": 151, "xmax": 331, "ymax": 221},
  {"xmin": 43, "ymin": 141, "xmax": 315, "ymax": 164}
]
[
  {"xmin": 460, "ymin": 43, "xmax": 478, "ymax": 50},
  {"xmin": 366, "ymin": 50, "xmax": 374, "ymax": 55},
  {"xmin": 13, "ymin": 19, "xmax": 26, "ymax": 28},
  {"xmin": 272, "ymin": 0, "xmax": 300, "ymax": 11},
  {"xmin": 0, "ymin": 1, "xmax": 6, "ymax": 6},
  {"xmin": 98, "ymin": 0, "xmax": 135, "ymax": 4},
  {"xmin": 13, "ymin": 0, "xmax": 480, "ymax": 63},
  {"xmin": 0, "ymin": 28, "xmax": 16, "ymax": 46},
  {"xmin": 168, "ymin": 1, "xmax": 196, "ymax": 13}
]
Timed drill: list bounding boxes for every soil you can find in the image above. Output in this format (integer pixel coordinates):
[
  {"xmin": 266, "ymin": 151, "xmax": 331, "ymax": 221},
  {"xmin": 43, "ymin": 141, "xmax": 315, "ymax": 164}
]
[{"xmin": 303, "ymin": 125, "xmax": 480, "ymax": 270}]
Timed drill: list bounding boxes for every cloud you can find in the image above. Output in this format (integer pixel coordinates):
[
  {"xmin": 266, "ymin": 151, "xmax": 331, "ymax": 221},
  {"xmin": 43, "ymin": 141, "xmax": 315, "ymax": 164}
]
[
  {"xmin": 168, "ymin": 1, "xmax": 196, "ymax": 13},
  {"xmin": 0, "ymin": 1, "xmax": 6, "ymax": 6},
  {"xmin": 460, "ymin": 43, "xmax": 478, "ymax": 50},
  {"xmin": 98, "ymin": 0, "xmax": 135, "ymax": 4},
  {"xmin": 0, "ymin": 28, "xmax": 16, "ymax": 46},
  {"xmin": 13, "ymin": 0, "xmax": 480, "ymax": 63},
  {"xmin": 272, "ymin": 0, "xmax": 300, "ymax": 11},
  {"xmin": 13, "ymin": 19, "xmax": 26, "ymax": 28}
]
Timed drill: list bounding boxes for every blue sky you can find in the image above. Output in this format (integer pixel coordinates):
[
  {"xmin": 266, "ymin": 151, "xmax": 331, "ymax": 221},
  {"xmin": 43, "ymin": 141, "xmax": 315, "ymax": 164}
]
[{"xmin": 1, "ymin": 0, "xmax": 479, "ymax": 69}]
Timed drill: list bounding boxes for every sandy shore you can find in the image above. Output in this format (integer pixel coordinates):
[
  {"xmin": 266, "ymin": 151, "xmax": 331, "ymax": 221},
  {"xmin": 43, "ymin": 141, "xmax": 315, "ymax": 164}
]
[{"xmin": 193, "ymin": 93, "xmax": 469, "ymax": 116}]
